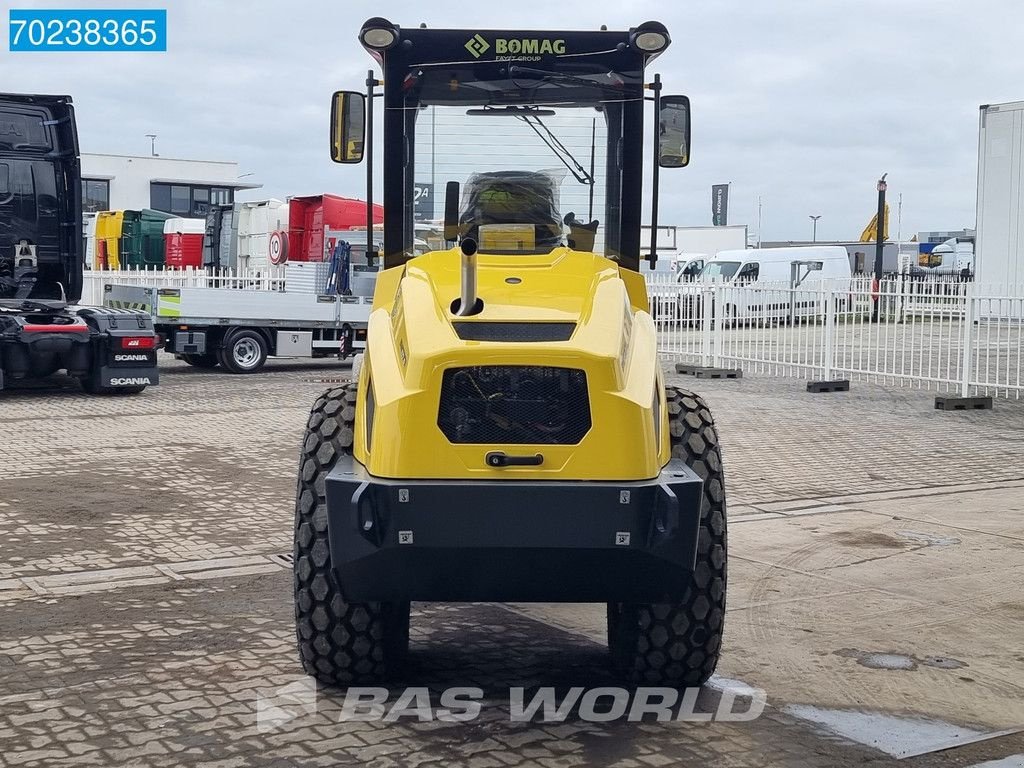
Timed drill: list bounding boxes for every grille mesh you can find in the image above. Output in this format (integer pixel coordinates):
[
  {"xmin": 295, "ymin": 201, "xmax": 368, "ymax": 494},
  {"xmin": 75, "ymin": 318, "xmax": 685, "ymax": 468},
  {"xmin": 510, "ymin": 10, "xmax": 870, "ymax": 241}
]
[
  {"xmin": 452, "ymin": 322, "xmax": 575, "ymax": 342},
  {"xmin": 438, "ymin": 366, "xmax": 591, "ymax": 445}
]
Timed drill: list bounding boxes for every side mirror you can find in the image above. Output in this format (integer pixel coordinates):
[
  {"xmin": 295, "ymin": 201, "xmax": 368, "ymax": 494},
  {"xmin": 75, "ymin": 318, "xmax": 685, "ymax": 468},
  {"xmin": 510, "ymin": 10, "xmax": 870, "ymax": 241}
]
[
  {"xmin": 658, "ymin": 95, "xmax": 690, "ymax": 168},
  {"xmin": 330, "ymin": 91, "xmax": 366, "ymax": 164}
]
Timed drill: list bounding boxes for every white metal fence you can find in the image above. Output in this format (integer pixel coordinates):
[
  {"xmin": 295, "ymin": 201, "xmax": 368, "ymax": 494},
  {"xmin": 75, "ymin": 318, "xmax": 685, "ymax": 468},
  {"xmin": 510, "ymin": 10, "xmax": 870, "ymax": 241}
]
[
  {"xmin": 81, "ymin": 266, "xmax": 286, "ymax": 306},
  {"xmin": 81, "ymin": 267, "xmax": 1022, "ymax": 400},
  {"xmin": 646, "ymin": 274, "xmax": 1024, "ymax": 400}
]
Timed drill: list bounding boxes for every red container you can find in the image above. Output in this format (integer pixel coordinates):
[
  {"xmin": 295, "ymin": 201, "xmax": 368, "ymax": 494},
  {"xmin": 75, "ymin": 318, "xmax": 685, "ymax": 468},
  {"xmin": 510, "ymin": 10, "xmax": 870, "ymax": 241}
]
[
  {"xmin": 288, "ymin": 194, "xmax": 384, "ymax": 262},
  {"xmin": 163, "ymin": 218, "xmax": 206, "ymax": 269}
]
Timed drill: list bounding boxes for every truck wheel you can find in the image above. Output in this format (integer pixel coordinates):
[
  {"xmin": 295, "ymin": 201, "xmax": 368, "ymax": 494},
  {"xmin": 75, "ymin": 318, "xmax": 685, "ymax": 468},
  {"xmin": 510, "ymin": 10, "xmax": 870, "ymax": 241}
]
[
  {"xmin": 609, "ymin": 386, "xmax": 727, "ymax": 686},
  {"xmin": 294, "ymin": 383, "xmax": 410, "ymax": 684},
  {"xmin": 218, "ymin": 329, "xmax": 268, "ymax": 374},
  {"xmin": 181, "ymin": 353, "xmax": 219, "ymax": 369}
]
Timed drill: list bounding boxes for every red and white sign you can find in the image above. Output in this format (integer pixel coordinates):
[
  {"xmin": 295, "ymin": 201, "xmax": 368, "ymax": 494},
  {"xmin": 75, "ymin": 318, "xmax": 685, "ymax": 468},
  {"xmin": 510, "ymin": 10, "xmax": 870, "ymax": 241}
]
[{"xmin": 269, "ymin": 230, "xmax": 289, "ymax": 265}]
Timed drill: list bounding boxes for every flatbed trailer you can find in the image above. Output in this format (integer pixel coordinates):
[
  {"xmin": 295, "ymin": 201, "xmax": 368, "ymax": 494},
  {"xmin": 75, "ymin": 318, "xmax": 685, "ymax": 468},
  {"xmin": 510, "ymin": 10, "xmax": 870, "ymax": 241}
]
[{"xmin": 103, "ymin": 261, "xmax": 371, "ymax": 373}]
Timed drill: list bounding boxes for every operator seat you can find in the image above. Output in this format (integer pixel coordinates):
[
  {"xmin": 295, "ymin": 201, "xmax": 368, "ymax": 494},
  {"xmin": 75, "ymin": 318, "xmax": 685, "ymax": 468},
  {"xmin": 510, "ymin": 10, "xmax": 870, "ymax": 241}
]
[{"xmin": 459, "ymin": 171, "xmax": 563, "ymax": 250}]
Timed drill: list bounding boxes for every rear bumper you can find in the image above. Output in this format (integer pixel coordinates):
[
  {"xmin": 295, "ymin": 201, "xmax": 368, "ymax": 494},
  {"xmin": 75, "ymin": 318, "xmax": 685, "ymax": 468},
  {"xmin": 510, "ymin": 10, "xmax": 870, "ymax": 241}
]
[
  {"xmin": 325, "ymin": 456, "xmax": 704, "ymax": 602},
  {"xmin": 0, "ymin": 307, "xmax": 160, "ymax": 389}
]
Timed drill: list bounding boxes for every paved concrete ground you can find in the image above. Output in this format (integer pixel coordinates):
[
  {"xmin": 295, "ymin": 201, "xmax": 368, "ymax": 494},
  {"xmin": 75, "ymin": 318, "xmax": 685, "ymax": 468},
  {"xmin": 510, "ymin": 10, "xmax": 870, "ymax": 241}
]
[{"xmin": 1, "ymin": 356, "xmax": 1023, "ymax": 767}]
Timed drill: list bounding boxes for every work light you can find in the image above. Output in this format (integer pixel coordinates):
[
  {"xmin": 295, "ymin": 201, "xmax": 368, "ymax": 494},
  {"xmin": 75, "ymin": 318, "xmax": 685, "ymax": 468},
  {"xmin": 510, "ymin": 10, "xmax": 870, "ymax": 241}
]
[
  {"xmin": 360, "ymin": 18, "xmax": 399, "ymax": 50},
  {"xmin": 631, "ymin": 22, "xmax": 670, "ymax": 53}
]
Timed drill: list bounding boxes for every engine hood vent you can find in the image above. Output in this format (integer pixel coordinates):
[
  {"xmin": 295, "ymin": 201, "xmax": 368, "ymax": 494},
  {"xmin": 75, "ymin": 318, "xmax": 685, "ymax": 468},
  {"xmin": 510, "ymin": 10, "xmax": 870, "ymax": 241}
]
[{"xmin": 452, "ymin": 321, "xmax": 575, "ymax": 342}]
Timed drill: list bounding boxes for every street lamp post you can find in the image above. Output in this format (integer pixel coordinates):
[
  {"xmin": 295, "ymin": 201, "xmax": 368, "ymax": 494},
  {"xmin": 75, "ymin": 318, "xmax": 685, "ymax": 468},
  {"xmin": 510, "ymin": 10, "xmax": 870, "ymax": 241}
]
[
  {"xmin": 809, "ymin": 215, "xmax": 821, "ymax": 243},
  {"xmin": 872, "ymin": 174, "xmax": 888, "ymax": 322}
]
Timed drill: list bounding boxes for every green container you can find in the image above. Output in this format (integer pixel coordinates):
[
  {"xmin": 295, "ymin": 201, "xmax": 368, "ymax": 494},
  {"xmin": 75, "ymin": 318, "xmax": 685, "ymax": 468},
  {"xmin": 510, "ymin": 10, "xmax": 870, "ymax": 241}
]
[
  {"xmin": 117, "ymin": 211, "xmax": 143, "ymax": 268},
  {"xmin": 118, "ymin": 209, "xmax": 175, "ymax": 268},
  {"xmin": 140, "ymin": 209, "xmax": 175, "ymax": 267}
]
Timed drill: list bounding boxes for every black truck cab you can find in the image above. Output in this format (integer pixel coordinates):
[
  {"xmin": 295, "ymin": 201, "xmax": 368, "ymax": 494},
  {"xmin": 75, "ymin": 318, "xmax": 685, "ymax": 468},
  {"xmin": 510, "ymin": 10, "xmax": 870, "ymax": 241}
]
[{"xmin": 0, "ymin": 93, "xmax": 159, "ymax": 393}]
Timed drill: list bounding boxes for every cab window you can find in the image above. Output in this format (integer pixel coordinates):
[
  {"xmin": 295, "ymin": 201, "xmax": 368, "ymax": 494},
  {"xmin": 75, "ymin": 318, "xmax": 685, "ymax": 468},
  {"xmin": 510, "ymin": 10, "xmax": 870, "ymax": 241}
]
[{"xmin": 736, "ymin": 262, "xmax": 760, "ymax": 283}]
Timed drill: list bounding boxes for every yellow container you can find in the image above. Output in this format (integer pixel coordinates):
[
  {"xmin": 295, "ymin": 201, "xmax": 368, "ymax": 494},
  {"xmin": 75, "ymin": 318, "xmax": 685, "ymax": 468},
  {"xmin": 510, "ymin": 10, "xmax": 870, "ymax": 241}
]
[{"xmin": 95, "ymin": 210, "xmax": 124, "ymax": 270}]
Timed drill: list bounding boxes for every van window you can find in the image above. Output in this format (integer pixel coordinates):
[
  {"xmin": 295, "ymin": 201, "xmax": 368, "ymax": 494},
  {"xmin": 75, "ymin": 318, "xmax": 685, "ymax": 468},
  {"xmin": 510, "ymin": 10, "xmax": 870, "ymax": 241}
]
[
  {"xmin": 681, "ymin": 260, "xmax": 703, "ymax": 278},
  {"xmin": 698, "ymin": 261, "xmax": 741, "ymax": 280},
  {"xmin": 736, "ymin": 262, "xmax": 759, "ymax": 283}
]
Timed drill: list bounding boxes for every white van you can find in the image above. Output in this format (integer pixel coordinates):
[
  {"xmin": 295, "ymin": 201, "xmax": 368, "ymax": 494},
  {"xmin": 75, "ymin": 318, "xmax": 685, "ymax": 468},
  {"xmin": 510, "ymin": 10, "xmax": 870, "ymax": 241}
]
[{"xmin": 696, "ymin": 246, "xmax": 852, "ymax": 323}]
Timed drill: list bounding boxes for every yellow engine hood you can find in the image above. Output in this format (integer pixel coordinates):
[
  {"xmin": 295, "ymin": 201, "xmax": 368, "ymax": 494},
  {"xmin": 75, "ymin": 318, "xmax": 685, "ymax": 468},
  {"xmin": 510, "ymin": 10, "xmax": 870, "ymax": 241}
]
[
  {"xmin": 356, "ymin": 246, "xmax": 667, "ymax": 481},
  {"xmin": 408, "ymin": 247, "xmax": 617, "ymax": 322}
]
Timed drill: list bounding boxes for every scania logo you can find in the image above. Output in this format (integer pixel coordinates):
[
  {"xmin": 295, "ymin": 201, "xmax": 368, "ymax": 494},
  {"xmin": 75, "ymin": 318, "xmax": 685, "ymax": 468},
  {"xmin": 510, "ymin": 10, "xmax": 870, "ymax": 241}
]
[
  {"xmin": 110, "ymin": 377, "xmax": 151, "ymax": 386},
  {"xmin": 114, "ymin": 354, "xmax": 150, "ymax": 362},
  {"xmin": 465, "ymin": 34, "xmax": 490, "ymax": 58}
]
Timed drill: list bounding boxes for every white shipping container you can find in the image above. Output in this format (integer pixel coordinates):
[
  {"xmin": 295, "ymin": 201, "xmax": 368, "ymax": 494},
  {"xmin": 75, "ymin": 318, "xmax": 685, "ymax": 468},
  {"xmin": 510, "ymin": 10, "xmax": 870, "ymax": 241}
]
[
  {"xmin": 237, "ymin": 199, "xmax": 290, "ymax": 271},
  {"xmin": 642, "ymin": 225, "xmax": 748, "ymax": 257},
  {"xmin": 975, "ymin": 101, "xmax": 1024, "ymax": 288}
]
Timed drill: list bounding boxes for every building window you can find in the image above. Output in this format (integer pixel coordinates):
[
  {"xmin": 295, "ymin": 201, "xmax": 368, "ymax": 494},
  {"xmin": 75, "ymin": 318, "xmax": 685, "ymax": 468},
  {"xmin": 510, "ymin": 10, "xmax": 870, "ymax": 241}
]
[
  {"xmin": 170, "ymin": 185, "xmax": 190, "ymax": 215},
  {"xmin": 150, "ymin": 182, "xmax": 234, "ymax": 216},
  {"xmin": 150, "ymin": 183, "xmax": 170, "ymax": 212},
  {"xmin": 192, "ymin": 187, "xmax": 209, "ymax": 217},
  {"xmin": 81, "ymin": 178, "xmax": 110, "ymax": 212}
]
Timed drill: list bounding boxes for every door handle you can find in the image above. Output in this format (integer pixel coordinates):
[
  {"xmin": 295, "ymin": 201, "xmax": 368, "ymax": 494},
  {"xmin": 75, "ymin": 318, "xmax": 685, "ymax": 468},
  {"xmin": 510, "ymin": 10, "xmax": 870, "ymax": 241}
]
[{"xmin": 485, "ymin": 451, "xmax": 543, "ymax": 468}]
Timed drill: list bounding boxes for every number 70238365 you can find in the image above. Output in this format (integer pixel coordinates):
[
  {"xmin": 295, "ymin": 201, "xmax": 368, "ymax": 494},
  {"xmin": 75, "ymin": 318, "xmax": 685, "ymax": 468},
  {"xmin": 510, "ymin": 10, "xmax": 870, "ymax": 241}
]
[{"xmin": 8, "ymin": 9, "xmax": 167, "ymax": 52}]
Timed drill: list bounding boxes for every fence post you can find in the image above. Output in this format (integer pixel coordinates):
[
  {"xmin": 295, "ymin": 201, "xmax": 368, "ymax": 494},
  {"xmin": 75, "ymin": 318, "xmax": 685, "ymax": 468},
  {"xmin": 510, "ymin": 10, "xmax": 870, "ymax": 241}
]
[
  {"xmin": 700, "ymin": 285, "xmax": 713, "ymax": 367},
  {"xmin": 959, "ymin": 283, "xmax": 976, "ymax": 398},
  {"xmin": 822, "ymin": 289, "xmax": 836, "ymax": 381},
  {"xmin": 712, "ymin": 285, "xmax": 723, "ymax": 369}
]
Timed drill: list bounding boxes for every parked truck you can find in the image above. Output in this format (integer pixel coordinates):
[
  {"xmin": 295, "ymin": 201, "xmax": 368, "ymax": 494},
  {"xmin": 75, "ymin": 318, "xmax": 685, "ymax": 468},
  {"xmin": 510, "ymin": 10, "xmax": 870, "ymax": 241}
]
[
  {"xmin": 103, "ymin": 258, "xmax": 371, "ymax": 373},
  {"xmin": 0, "ymin": 93, "xmax": 159, "ymax": 394}
]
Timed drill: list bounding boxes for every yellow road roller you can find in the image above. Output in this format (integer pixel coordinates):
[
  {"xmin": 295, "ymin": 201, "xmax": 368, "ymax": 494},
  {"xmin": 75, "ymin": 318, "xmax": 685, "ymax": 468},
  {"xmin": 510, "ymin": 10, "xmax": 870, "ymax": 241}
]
[{"xmin": 294, "ymin": 18, "xmax": 727, "ymax": 686}]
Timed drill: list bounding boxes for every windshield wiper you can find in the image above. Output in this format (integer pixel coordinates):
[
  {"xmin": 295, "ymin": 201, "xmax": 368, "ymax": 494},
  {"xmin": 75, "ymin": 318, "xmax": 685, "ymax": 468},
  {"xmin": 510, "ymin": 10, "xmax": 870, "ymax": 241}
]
[{"xmin": 516, "ymin": 114, "xmax": 594, "ymax": 186}]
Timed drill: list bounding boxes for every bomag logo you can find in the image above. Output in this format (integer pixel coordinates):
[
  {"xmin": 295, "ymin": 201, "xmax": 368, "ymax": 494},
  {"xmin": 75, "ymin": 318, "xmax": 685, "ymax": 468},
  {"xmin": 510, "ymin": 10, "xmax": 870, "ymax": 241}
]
[
  {"xmin": 496, "ymin": 38, "xmax": 566, "ymax": 56},
  {"xmin": 110, "ymin": 377, "xmax": 151, "ymax": 386},
  {"xmin": 465, "ymin": 35, "xmax": 567, "ymax": 59},
  {"xmin": 465, "ymin": 34, "xmax": 490, "ymax": 58}
]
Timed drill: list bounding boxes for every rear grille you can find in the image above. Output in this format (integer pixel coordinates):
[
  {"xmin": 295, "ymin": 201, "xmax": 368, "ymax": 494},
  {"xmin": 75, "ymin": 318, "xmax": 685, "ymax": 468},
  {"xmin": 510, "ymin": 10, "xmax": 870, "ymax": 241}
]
[
  {"xmin": 438, "ymin": 366, "xmax": 591, "ymax": 445},
  {"xmin": 452, "ymin": 322, "xmax": 575, "ymax": 342}
]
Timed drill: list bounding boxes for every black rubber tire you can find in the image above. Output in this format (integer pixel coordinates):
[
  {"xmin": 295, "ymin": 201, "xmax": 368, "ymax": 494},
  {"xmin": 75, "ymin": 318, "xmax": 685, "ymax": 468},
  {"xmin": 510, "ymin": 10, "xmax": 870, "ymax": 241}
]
[
  {"xmin": 608, "ymin": 386, "xmax": 728, "ymax": 686},
  {"xmin": 218, "ymin": 329, "xmax": 268, "ymax": 374},
  {"xmin": 180, "ymin": 353, "xmax": 219, "ymax": 369},
  {"xmin": 294, "ymin": 383, "xmax": 410, "ymax": 685}
]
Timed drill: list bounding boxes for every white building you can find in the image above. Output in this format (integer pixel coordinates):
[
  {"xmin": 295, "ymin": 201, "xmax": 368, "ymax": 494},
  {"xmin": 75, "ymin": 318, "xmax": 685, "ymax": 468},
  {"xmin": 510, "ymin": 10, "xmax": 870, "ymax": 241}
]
[{"xmin": 80, "ymin": 153, "xmax": 262, "ymax": 216}]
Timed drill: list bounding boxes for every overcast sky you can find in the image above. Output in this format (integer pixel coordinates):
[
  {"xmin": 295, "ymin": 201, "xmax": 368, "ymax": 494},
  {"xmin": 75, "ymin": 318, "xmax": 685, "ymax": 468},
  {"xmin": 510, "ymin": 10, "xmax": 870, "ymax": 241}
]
[{"xmin": 4, "ymin": 0, "xmax": 1023, "ymax": 241}]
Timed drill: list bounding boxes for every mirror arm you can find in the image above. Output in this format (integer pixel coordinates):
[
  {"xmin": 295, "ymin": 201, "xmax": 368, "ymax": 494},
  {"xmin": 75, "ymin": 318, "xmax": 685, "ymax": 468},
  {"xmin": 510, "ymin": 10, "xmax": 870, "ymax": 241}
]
[
  {"xmin": 648, "ymin": 73, "xmax": 662, "ymax": 269},
  {"xmin": 365, "ymin": 70, "xmax": 379, "ymax": 260}
]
